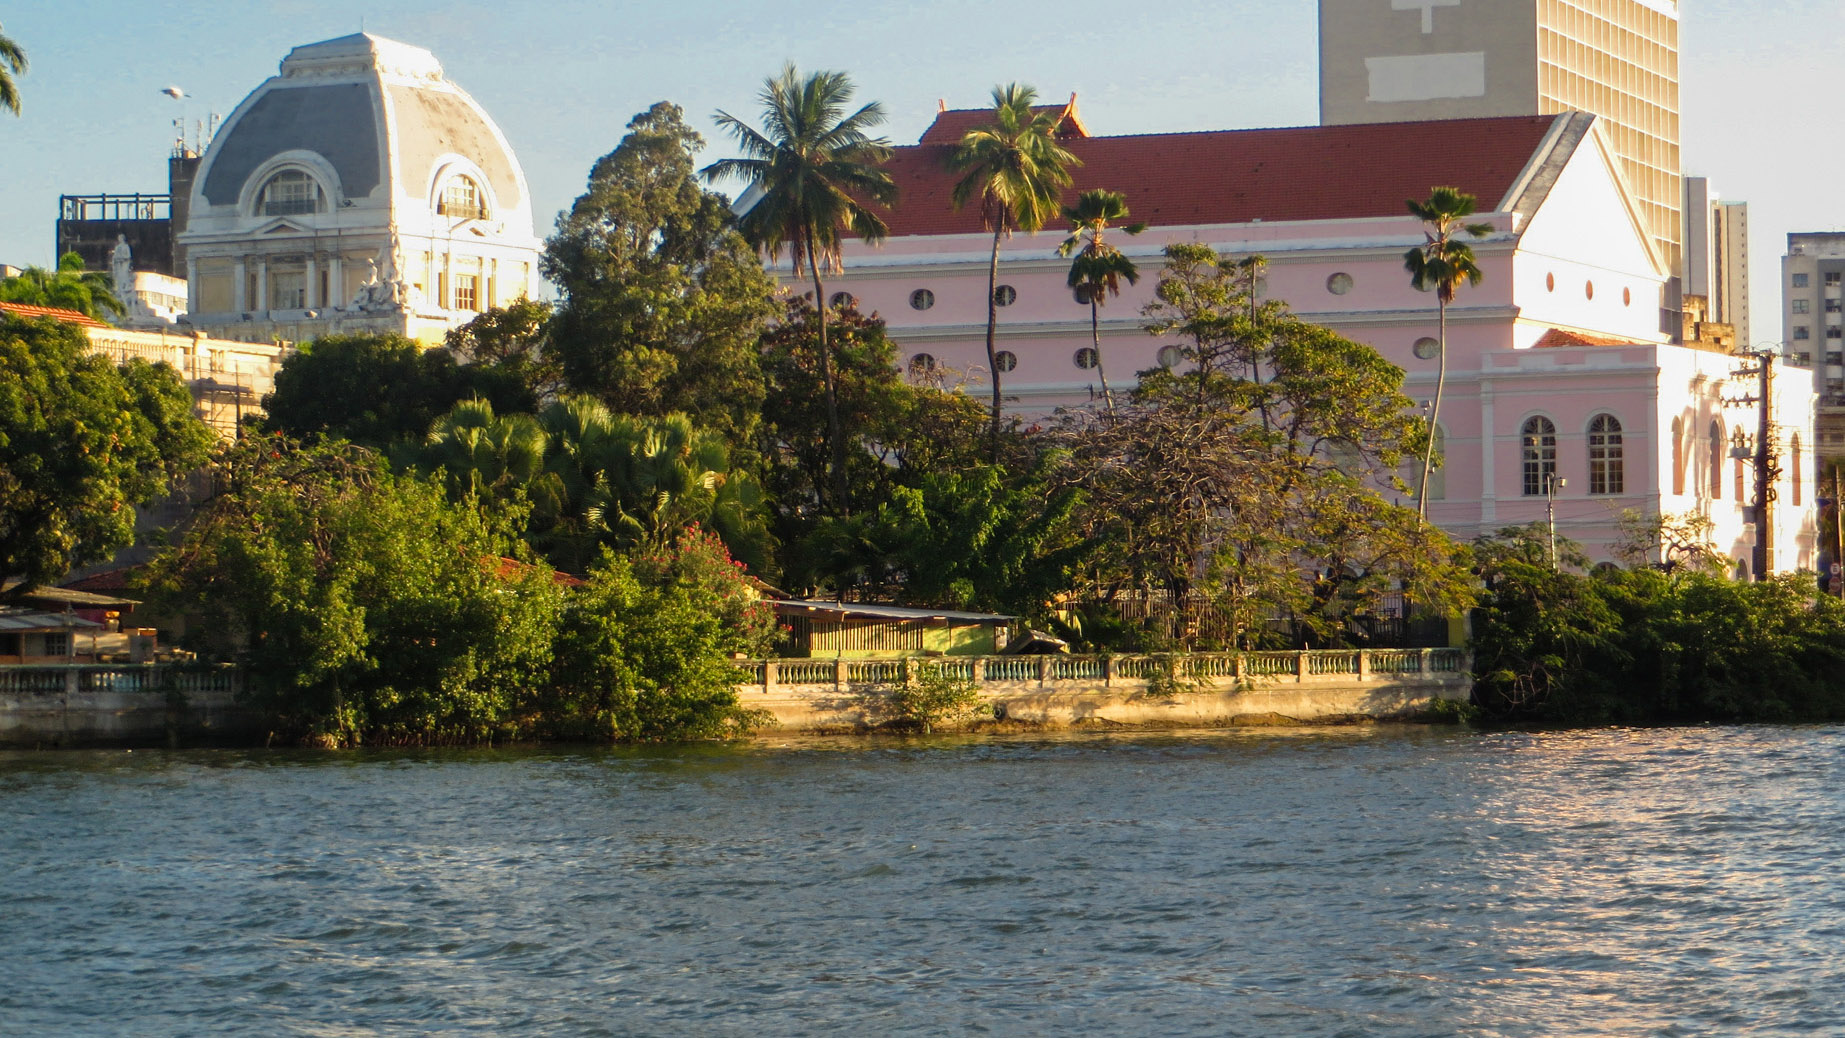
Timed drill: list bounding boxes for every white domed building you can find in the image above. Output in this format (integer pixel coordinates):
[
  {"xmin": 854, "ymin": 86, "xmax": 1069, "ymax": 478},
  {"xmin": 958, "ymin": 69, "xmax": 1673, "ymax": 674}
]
[{"xmin": 178, "ymin": 34, "xmax": 540, "ymax": 345}]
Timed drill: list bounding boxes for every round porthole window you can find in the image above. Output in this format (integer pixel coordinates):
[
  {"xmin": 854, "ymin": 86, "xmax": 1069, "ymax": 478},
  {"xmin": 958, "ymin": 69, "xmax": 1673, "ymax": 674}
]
[
  {"xmin": 1585, "ymin": 280, "xmax": 1595, "ymax": 300},
  {"xmin": 1413, "ymin": 337, "xmax": 1440, "ymax": 360},
  {"xmin": 1327, "ymin": 272, "xmax": 1354, "ymax": 295},
  {"xmin": 909, "ymin": 289, "xmax": 935, "ymax": 311},
  {"xmin": 994, "ymin": 284, "xmax": 1017, "ymax": 307},
  {"xmin": 1074, "ymin": 347, "xmax": 1099, "ymax": 370},
  {"xmin": 1546, "ymin": 272, "xmax": 1556, "ymax": 292},
  {"xmin": 995, "ymin": 350, "xmax": 1018, "ymax": 373},
  {"xmin": 1157, "ymin": 345, "xmax": 1184, "ymax": 369},
  {"xmin": 829, "ymin": 291, "xmax": 857, "ymax": 308},
  {"xmin": 909, "ymin": 353, "xmax": 936, "ymax": 374},
  {"xmin": 1623, "ymin": 286, "xmax": 1632, "ymax": 306}
]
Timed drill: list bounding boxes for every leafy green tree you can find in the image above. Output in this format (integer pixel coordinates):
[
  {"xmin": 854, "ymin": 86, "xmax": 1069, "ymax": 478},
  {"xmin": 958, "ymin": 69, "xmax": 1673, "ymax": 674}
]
[
  {"xmin": 798, "ymin": 459, "xmax": 1084, "ymax": 614},
  {"xmin": 417, "ymin": 396, "xmax": 774, "ymax": 577},
  {"xmin": 0, "ymin": 252, "xmax": 125, "ymax": 321},
  {"xmin": 260, "ymin": 333, "xmax": 532, "ymax": 449},
  {"xmin": 757, "ymin": 297, "xmax": 989, "ymax": 522},
  {"xmin": 545, "ymin": 533, "xmax": 772, "ymax": 741},
  {"xmin": 704, "ymin": 65, "xmax": 896, "ymax": 509},
  {"xmin": 0, "ymin": 24, "xmax": 25, "ymax": 117},
  {"xmin": 444, "ymin": 299, "xmax": 563, "ymax": 400},
  {"xmin": 545, "ymin": 102, "xmax": 777, "ymax": 449},
  {"xmin": 1064, "ymin": 244, "xmax": 1470, "ymax": 648},
  {"xmin": 1404, "ymin": 187, "xmax": 1492, "ymax": 519},
  {"xmin": 1057, "ymin": 189, "xmax": 1144, "ymax": 413},
  {"xmin": 143, "ymin": 436, "xmax": 564, "ymax": 746},
  {"xmin": 949, "ymin": 84, "xmax": 1080, "ymax": 445},
  {"xmin": 0, "ymin": 313, "xmax": 212, "ymax": 601}
]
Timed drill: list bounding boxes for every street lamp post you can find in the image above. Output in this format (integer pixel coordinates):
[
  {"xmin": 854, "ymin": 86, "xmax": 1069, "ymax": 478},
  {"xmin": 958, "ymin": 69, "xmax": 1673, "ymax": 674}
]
[{"xmin": 1546, "ymin": 473, "xmax": 1567, "ymax": 570}]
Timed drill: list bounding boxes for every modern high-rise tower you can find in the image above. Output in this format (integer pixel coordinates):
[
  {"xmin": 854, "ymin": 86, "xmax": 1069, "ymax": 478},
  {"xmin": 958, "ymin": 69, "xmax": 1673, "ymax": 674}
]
[{"xmin": 1319, "ymin": 0, "xmax": 1681, "ymax": 274}]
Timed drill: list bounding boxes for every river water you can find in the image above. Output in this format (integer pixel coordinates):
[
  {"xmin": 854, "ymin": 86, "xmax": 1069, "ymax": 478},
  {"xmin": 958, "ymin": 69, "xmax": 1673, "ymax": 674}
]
[{"xmin": 3, "ymin": 726, "xmax": 1842, "ymax": 1036}]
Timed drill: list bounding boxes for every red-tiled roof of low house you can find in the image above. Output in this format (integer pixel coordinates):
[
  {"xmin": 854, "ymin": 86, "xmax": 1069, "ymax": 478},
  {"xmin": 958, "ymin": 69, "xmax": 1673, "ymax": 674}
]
[
  {"xmin": 865, "ymin": 112, "xmax": 1561, "ymax": 238},
  {"xmin": 0, "ymin": 300, "xmax": 111, "ymax": 328}
]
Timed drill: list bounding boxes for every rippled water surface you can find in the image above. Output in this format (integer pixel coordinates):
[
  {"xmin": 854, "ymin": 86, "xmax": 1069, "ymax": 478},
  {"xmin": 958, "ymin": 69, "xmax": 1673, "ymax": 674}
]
[{"xmin": 4, "ymin": 726, "xmax": 1844, "ymax": 1036}]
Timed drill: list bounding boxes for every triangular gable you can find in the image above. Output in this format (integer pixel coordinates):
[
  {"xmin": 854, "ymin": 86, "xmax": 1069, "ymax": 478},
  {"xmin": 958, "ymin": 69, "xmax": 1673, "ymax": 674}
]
[{"xmin": 1515, "ymin": 117, "xmax": 1664, "ymax": 279}]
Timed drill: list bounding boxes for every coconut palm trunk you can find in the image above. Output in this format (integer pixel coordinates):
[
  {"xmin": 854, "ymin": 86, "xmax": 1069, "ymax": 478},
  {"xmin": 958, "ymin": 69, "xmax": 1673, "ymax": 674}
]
[
  {"xmin": 806, "ymin": 236, "xmax": 849, "ymax": 512},
  {"xmin": 1418, "ymin": 295, "xmax": 1447, "ymax": 522},
  {"xmin": 984, "ymin": 223, "xmax": 1005, "ymax": 449}
]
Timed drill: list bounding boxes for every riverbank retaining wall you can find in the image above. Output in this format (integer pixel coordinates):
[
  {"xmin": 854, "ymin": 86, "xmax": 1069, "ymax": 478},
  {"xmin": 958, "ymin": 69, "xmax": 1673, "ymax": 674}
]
[
  {"xmin": 735, "ymin": 650, "xmax": 1471, "ymax": 731},
  {"xmin": 0, "ymin": 650, "xmax": 1472, "ymax": 747},
  {"xmin": 0, "ymin": 665, "xmax": 257, "ymax": 748}
]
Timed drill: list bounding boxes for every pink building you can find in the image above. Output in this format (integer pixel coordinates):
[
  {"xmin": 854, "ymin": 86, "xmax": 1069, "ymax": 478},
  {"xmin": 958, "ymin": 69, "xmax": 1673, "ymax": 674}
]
[{"xmin": 813, "ymin": 105, "xmax": 1817, "ymax": 573}]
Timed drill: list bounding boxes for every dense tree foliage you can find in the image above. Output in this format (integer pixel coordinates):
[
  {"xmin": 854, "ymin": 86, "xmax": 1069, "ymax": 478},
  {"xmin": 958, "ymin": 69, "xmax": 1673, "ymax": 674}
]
[
  {"xmin": 443, "ymin": 299, "xmax": 563, "ymax": 400},
  {"xmin": 144, "ymin": 437, "xmax": 563, "ymax": 746},
  {"xmin": 0, "ymin": 313, "xmax": 212, "ymax": 600},
  {"xmin": 417, "ymin": 396, "xmax": 774, "ymax": 576},
  {"xmin": 1059, "ymin": 245, "xmax": 1474, "ymax": 648},
  {"xmin": 1472, "ymin": 526, "xmax": 1845, "ymax": 724},
  {"xmin": 261, "ymin": 333, "xmax": 531, "ymax": 449},
  {"xmin": 543, "ymin": 530, "xmax": 774, "ymax": 741},
  {"xmin": 146, "ymin": 439, "xmax": 773, "ymax": 746},
  {"xmin": 0, "ymin": 252, "xmax": 124, "ymax": 321},
  {"xmin": 544, "ymin": 102, "xmax": 778, "ymax": 448}
]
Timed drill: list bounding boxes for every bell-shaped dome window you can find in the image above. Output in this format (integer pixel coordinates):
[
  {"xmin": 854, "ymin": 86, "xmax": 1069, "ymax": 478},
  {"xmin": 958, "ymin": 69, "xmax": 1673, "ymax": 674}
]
[
  {"xmin": 438, "ymin": 175, "xmax": 488, "ymax": 219},
  {"xmin": 257, "ymin": 170, "xmax": 325, "ymax": 216}
]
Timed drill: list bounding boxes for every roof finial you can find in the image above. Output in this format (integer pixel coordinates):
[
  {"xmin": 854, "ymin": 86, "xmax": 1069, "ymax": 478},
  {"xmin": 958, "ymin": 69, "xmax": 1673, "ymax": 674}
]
[{"xmin": 938, "ymin": 98, "xmax": 947, "ymax": 113}]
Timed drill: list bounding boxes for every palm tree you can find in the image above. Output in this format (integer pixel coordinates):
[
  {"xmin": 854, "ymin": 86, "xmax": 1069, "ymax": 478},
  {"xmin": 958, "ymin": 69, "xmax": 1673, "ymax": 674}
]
[
  {"xmin": 1403, "ymin": 187, "xmax": 1492, "ymax": 521},
  {"xmin": 0, "ymin": 252, "xmax": 125, "ymax": 321},
  {"xmin": 949, "ymin": 84, "xmax": 1081, "ymax": 448},
  {"xmin": 0, "ymin": 24, "xmax": 26, "ymax": 117},
  {"xmin": 703, "ymin": 64, "xmax": 896, "ymax": 513},
  {"xmin": 1057, "ymin": 189, "xmax": 1144, "ymax": 414},
  {"xmin": 421, "ymin": 398, "xmax": 549, "ymax": 502}
]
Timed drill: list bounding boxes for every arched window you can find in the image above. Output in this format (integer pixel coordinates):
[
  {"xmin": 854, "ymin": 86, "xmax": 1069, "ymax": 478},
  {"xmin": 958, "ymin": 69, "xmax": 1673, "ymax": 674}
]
[
  {"xmin": 1709, "ymin": 420, "xmax": 1723, "ymax": 499},
  {"xmin": 1588, "ymin": 414, "xmax": 1623, "ymax": 495},
  {"xmin": 438, "ymin": 175, "xmax": 487, "ymax": 219},
  {"xmin": 1793, "ymin": 435, "xmax": 1804, "ymax": 506},
  {"xmin": 1671, "ymin": 416, "xmax": 1685, "ymax": 495},
  {"xmin": 1522, "ymin": 416, "xmax": 1557, "ymax": 497},
  {"xmin": 257, "ymin": 170, "xmax": 324, "ymax": 216}
]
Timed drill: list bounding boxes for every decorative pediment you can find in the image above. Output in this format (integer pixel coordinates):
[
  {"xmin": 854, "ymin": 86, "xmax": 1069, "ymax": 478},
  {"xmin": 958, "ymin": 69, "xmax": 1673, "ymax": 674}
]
[{"xmin": 256, "ymin": 218, "xmax": 310, "ymax": 235}]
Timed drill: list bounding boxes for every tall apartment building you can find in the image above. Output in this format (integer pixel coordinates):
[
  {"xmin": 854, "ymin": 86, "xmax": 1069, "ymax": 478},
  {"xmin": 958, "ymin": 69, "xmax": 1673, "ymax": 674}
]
[
  {"xmin": 1319, "ymin": 0, "xmax": 1682, "ymax": 274},
  {"xmin": 1784, "ymin": 233, "xmax": 1845, "ymax": 461},
  {"xmin": 1683, "ymin": 176, "xmax": 1749, "ymax": 345}
]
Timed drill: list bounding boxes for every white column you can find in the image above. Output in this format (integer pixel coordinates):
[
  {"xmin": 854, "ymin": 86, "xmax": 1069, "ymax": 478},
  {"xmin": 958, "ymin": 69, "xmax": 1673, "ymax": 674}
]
[
  {"xmin": 329, "ymin": 254, "xmax": 343, "ymax": 308},
  {"xmin": 255, "ymin": 257, "xmax": 269, "ymax": 312},
  {"xmin": 304, "ymin": 254, "xmax": 318, "ymax": 309},
  {"xmin": 232, "ymin": 257, "xmax": 247, "ymax": 312}
]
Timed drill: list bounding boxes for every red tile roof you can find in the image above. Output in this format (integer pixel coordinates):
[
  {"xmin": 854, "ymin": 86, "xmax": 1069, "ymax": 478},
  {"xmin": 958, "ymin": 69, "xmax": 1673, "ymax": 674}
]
[
  {"xmin": 916, "ymin": 99, "xmax": 1088, "ymax": 146},
  {"xmin": 0, "ymin": 300, "xmax": 110, "ymax": 328},
  {"xmin": 1533, "ymin": 328, "xmax": 1636, "ymax": 348},
  {"xmin": 872, "ymin": 113, "xmax": 1561, "ymax": 237}
]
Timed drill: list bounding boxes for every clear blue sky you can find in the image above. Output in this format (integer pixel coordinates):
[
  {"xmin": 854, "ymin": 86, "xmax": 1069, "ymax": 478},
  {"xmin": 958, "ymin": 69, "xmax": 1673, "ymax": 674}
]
[{"xmin": 1, "ymin": 0, "xmax": 1838, "ymax": 336}]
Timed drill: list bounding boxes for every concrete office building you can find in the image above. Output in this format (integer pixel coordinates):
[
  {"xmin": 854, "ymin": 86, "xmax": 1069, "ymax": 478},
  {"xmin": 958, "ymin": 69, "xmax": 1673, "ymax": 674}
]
[
  {"xmin": 1319, "ymin": 0, "xmax": 1682, "ymax": 275},
  {"xmin": 1783, "ymin": 233, "xmax": 1845, "ymax": 462},
  {"xmin": 1683, "ymin": 176, "xmax": 1749, "ymax": 345}
]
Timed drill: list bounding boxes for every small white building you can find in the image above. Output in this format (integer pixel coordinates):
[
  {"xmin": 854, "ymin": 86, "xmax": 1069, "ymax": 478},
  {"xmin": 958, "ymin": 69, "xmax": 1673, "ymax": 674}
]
[{"xmin": 177, "ymin": 34, "xmax": 541, "ymax": 346}]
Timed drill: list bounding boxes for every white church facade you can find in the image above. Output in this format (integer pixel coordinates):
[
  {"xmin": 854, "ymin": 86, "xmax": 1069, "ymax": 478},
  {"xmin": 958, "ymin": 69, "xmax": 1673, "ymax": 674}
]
[{"xmin": 176, "ymin": 34, "xmax": 542, "ymax": 346}]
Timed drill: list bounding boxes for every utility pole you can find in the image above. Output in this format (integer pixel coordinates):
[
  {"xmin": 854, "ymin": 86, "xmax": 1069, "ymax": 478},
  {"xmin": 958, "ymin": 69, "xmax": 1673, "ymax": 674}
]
[
  {"xmin": 1835, "ymin": 467, "xmax": 1844, "ymax": 598},
  {"xmin": 1546, "ymin": 473, "xmax": 1566, "ymax": 570},
  {"xmin": 1726, "ymin": 349, "xmax": 1778, "ymax": 581}
]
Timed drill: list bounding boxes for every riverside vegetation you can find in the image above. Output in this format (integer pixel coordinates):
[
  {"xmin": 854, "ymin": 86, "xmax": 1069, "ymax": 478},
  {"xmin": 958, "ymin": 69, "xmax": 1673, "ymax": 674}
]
[{"xmin": 6, "ymin": 70, "xmax": 1844, "ymax": 742}]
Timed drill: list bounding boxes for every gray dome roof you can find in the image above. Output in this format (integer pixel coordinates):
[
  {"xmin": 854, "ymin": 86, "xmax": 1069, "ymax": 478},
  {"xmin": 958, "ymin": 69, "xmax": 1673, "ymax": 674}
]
[{"xmin": 196, "ymin": 34, "xmax": 524, "ymax": 211}]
